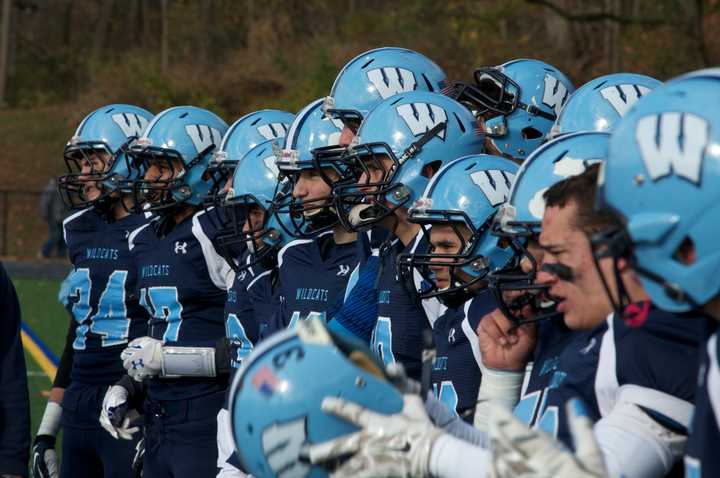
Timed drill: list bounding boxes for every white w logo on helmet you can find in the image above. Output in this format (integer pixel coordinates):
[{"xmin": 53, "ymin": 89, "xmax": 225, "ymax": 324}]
[
  {"xmin": 542, "ymin": 74, "xmax": 570, "ymax": 116},
  {"xmin": 470, "ymin": 170, "xmax": 514, "ymax": 207},
  {"xmin": 397, "ymin": 103, "xmax": 447, "ymax": 140},
  {"xmin": 258, "ymin": 123, "xmax": 289, "ymax": 141},
  {"xmin": 600, "ymin": 84, "xmax": 652, "ymax": 117},
  {"xmin": 262, "ymin": 417, "xmax": 309, "ymax": 478},
  {"xmin": 112, "ymin": 113, "xmax": 149, "ymax": 138},
  {"xmin": 637, "ymin": 112, "xmax": 708, "ymax": 184},
  {"xmin": 263, "ymin": 155, "xmax": 280, "ymax": 178},
  {"xmin": 367, "ymin": 67, "xmax": 417, "ymax": 99},
  {"xmin": 185, "ymin": 124, "xmax": 223, "ymax": 154}
]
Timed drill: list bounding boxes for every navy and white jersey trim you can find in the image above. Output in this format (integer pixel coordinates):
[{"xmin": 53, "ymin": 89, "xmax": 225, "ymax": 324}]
[{"xmin": 192, "ymin": 210, "xmax": 232, "ymax": 291}]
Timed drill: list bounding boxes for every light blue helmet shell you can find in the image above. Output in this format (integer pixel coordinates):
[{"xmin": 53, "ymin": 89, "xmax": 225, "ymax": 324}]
[
  {"xmin": 598, "ymin": 68, "xmax": 720, "ymax": 312},
  {"xmin": 413, "ymin": 154, "xmax": 519, "ymax": 277},
  {"xmin": 550, "ymin": 73, "xmax": 661, "ymax": 138},
  {"xmin": 136, "ymin": 105, "xmax": 228, "ymax": 205},
  {"xmin": 66, "ymin": 104, "xmax": 154, "ymax": 189},
  {"xmin": 354, "ymin": 91, "xmax": 485, "ymax": 206},
  {"xmin": 277, "ymin": 98, "xmax": 344, "ymax": 171},
  {"xmin": 485, "ymin": 58, "xmax": 575, "ymax": 160},
  {"xmin": 229, "ymin": 319, "xmax": 403, "ymax": 478},
  {"xmin": 227, "ymin": 139, "xmax": 296, "ymax": 250},
  {"xmin": 215, "ymin": 109, "xmax": 294, "ymax": 166},
  {"xmin": 497, "ymin": 131, "xmax": 610, "ymax": 235},
  {"xmin": 327, "ymin": 47, "xmax": 448, "ymax": 119}
]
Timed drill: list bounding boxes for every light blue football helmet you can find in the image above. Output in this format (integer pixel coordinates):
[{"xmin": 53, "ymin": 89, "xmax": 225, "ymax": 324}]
[
  {"xmin": 273, "ymin": 98, "xmax": 346, "ymax": 237},
  {"xmin": 399, "ymin": 155, "xmax": 518, "ymax": 303},
  {"xmin": 491, "ymin": 131, "xmax": 609, "ymax": 324},
  {"xmin": 208, "ymin": 109, "xmax": 294, "ymax": 189},
  {"xmin": 334, "ymin": 91, "xmax": 485, "ymax": 231},
  {"xmin": 229, "ymin": 319, "xmax": 403, "ymax": 478},
  {"xmin": 550, "ymin": 73, "xmax": 661, "ymax": 138},
  {"xmin": 58, "ymin": 104, "xmax": 153, "ymax": 209},
  {"xmin": 596, "ymin": 68, "xmax": 720, "ymax": 312},
  {"xmin": 215, "ymin": 139, "xmax": 297, "ymax": 272},
  {"xmin": 452, "ymin": 59, "xmax": 575, "ymax": 160},
  {"xmin": 130, "ymin": 106, "xmax": 228, "ymax": 211},
  {"xmin": 325, "ymin": 47, "xmax": 448, "ymax": 128}
]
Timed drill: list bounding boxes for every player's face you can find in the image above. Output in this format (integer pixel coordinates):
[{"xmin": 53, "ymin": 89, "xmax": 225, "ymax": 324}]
[
  {"xmin": 243, "ymin": 204, "xmax": 267, "ymax": 249},
  {"xmin": 142, "ymin": 156, "xmax": 184, "ymax": 203},
  {"xmin": 428, "ymin": 223, "xmax": 472, "ymax": 291},
  {"xmin": 339, "ymin": 125, "xmax": 356, "ymax": 147},
  {"xmin": 292, "ymin": 168, "xmax": 337, "ymax": 216},
  {"xmin": 537, "ymin": 202, "xmax": 612, "ymax": 330},
  {"xmin": 356, "ymin": 154, "xmax": 394, "ymax": 200},
  {"xmin": 78, "ymin": 151, "xmax": 111, "ymax": 201}
]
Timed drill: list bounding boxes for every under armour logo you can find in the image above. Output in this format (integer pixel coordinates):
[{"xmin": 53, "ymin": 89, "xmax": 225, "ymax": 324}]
[
  {"xmin": 337, "ymin": 264, "xmax": 350, "ymax": 276},
  {"xmin": 174, "ymin": 241, "xmax": 188, "ymax": 254},
  {"xmin": 600, "ymin": 84, "xmax": 652, "ymax": 117},
  {"xmin": 185, "ymin": 124, "xmax": 223, "ymax": 154},
  {"xmin": 637, "ymin": 112, "xmax": 708, "ymax": 184},
  {"xmin": 131, "ymin": 359, "xmax": 144, "ymax": 370},
  {"xmin": 257, "ymin": 123, "xmax": 289, "ymax": 141},
  {"xmin": 470, "ymin": 169, "xmax": 514, "ymax": 207},
  {"xmin": 542, "ymin": 74, "xmax": 570, "ymax": 116},
  {"xmin": 367, "ymin": 67, "xmax": 418, "ymax": 99},
  {"xmin": 397, "ymin": 103, "xmax": 447, "ymax": 140},
  {"xmin": 238, "ymin": 270, "xmax": 247, "ymax": 282},
  {"xmin": 112, "ymin": 113, "xmax": 149, "ymax": 138},
  {"xmin": 448, "ymin": 328, "xmax": 456, "ymax": 344},
  {"xmin": 261, "ymin": 417, "xmax": 310, "ymax": 478}
]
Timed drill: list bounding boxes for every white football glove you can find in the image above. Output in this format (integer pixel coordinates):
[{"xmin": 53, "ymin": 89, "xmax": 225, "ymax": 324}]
[
  {"xmin": 308, "ymin": 394, "xmax": 444, "ymax": 478},
  {"xmin": 121, "ymin": 336, "xmax": 164, "ymax": 381},
  {"xmin": 489, "ymin": 398, "xmax": 608, "ymax": 478},
  {"xmin": 100, "ymin": 384, "xmax": 141, "ymax": 440}
]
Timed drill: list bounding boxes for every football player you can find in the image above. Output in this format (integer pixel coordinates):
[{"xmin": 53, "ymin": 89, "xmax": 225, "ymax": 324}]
[
  {"xmin": 32, "ymin": 104, "xmax": 153, "ymax": 478},
  {"xmin": 99, "ymin": 106, "xmax": 230, "ymax": 478},
  {"xmin": 331, "ymin": 91, "xmax": 484, "ymax": 380},
  {"xmin": 398, "ymin": 154, "xmax": 518, "ymax": 420}
]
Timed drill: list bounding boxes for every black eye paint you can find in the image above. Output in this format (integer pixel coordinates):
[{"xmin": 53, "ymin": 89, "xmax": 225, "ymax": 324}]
[{"xmin": 541, "ymin": 262, "xmax": 574, "ymax": 282}]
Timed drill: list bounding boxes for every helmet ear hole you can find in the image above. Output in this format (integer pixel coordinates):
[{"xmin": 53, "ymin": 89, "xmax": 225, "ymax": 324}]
[
  {"xmin": 673, "ymin": 236, "xmax": 696, "ymax": 265},
  {"xmin": 522, "ymin": 127, "xmax": 543, "ymax": 140}
]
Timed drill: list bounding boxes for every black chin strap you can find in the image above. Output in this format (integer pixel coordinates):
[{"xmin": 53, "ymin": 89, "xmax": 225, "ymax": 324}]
[{"xmin": 399, "ymin": 121, "xmax": 447, "ymax": 164}]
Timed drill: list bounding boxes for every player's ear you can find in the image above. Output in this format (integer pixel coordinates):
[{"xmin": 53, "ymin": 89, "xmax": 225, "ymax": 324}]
[{"xmin": 673, "ymin": 237, "xmax": 696, "ymax": 266}]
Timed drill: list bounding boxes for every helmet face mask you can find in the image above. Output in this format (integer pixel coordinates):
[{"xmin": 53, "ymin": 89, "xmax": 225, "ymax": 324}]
[
  {"xmin": 398, "ymin": 213, "xmax": 496, "ymax": 305},
  {"xmin": 130, "ymin": 146, "xmax": 197, "ymax": 212},
  {"xmin": 58, "ymin": 144, "xmax": 116, "ymax": 209}
]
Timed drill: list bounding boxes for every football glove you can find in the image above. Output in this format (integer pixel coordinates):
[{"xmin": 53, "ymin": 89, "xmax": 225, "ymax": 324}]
[
  {"xmin": 121, "ymin": 336, "xmax": 164, "ymax": 381},
  {"xmin": 132, "ymin": 437, "xmax": 145, "ymax": 478},
  {"xmin": 489, "ymin": 398, "xmax": 608, "ymax": 478},
  {"xmin": 100, "ymin": 376, "xmax": 142, "ymax": 440},
  {"xmin": 308, "ymin": 394, "xmax": 444, "ymax": 478},
  {"xmin": 31, "ymin": 434, "xmax": 58, "ymax": 478}
]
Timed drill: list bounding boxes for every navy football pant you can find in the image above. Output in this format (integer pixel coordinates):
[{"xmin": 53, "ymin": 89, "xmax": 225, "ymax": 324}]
[
  {"xmin": 60, "ymin": 383, "xmax": 137, "ymax": 478},
  {"xmin": 142, "ymin": 391, "xmax": 225, "ymax": 478}
]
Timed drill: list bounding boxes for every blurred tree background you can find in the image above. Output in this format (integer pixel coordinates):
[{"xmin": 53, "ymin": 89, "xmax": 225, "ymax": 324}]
[{"xmin": 0, "ymin": 0, "xmax": 715, "ymax": 256}]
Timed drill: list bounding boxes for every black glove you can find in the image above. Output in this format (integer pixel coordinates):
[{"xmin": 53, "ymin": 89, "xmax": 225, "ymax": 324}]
[{"xmin": 32, "ymin": 434, "xmax": 58, "ymax": 478}]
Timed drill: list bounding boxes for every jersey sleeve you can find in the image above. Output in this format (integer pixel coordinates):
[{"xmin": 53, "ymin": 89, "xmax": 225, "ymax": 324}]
[
  {"xmin": 192, "ymin": 212, "xmax": 233, "ymax": 291},
  {"xmin": 52, "ymin": 312, "xmax": 76, "ymax": 389}
]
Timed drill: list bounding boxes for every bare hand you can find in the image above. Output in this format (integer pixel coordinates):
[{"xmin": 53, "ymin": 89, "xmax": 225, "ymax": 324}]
[{"xmin": 477, "ymin": 308, "xmax": 537, "ymax": 371}]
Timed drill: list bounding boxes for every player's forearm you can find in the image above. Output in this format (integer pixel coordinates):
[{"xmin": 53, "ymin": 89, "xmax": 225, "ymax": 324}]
[{"xmin": 159, "ymin": 338, "xmax": 232, "ymax": 378}]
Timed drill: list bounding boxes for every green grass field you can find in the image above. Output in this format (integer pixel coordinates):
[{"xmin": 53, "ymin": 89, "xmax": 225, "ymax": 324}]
[{"xmin": 15, "ymin": 278, "xmax": 68, "ymax": 469}]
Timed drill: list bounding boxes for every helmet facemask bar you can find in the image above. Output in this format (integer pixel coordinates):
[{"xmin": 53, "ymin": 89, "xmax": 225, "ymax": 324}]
[
  {"xmin": 58, "ymin": 141, "xmax": 126, "ymax": 210},
  {"xmin": 398, "ymin": 212, "xmax": 493, "ymax": 304},
  {"xmin": 488, "ymin": 222, "xmax": 561, "ymax": 327},
  {"xmin": 202, "ymin": 150, "xmax": 236, "ymax": 211},
  {"xmin": 130, "ymin": 146, "xmax": 195, "ymax": 213},
  {"xmin": 215, "ymin": 193, "xmax": 282, "ymax": 274}
]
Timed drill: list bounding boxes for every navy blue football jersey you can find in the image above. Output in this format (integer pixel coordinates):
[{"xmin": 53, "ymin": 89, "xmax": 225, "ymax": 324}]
[
  {"xmin": 524, "ymin": 305, "xmax": 706, "ymax": 450},
  {"xmin": 431, "ymin": 290, "xmax": 496, "ymax": 420},
  {"xmin": 225, "ymin": 252, "xmax": 277, "ymax": 369},
  {"xmin": 263, "ymin": 231, "xmax": 364, "ymax": 335},
  {"xmin": 685, "ymin": 330, "xmax": 720, "ymax": 478},
  {"xmin": 513, "ymin": 316, "xmax": 577, "ymax": 428},
  {"xmin": 130, "ymin": 209, "xmax": 232, "ymax": 400},
  {"xmin": 63, "ymin": 208, "xmax": 151, "ymax": 385},
  {"xmin": 371, "ymin": 233, "xmax": 444, "ymax": 381}
]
